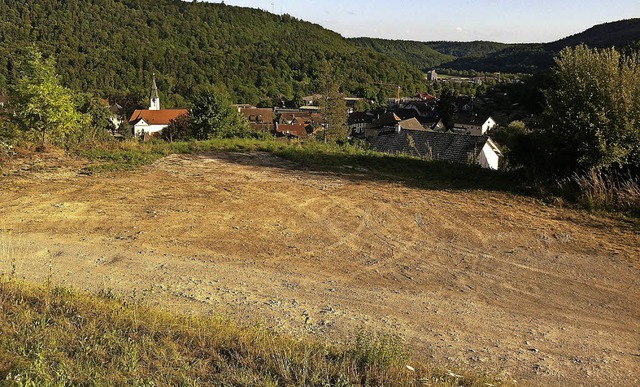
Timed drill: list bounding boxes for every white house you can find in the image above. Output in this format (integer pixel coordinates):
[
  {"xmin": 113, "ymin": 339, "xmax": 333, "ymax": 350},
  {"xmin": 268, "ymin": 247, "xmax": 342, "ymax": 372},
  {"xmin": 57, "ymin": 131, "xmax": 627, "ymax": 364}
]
[
  {"xmin": 129, "ymin": 73, "xmax": 188, "ymax": 137},
  {"xmin": 453, "ymin": 116, "xmax": 497, "ymax": 136}
]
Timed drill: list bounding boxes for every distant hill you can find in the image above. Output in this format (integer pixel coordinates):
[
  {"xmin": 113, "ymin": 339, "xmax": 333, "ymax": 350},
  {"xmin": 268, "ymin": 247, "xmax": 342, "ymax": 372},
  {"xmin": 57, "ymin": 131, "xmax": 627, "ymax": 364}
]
[
  {"xmin": 349, "ymin": 38, "xmax": 455, "ymax": 71},
  {"xmin": 546, "ymin": 18, "xmax": 640, "ymax": 51},
  {"xmin": 351, "ymin": 19, "xmax": 640, "ymax": 73},
  {"xmin": 0, "ymin": 0, "xmax": 426, "ymax": 106}
]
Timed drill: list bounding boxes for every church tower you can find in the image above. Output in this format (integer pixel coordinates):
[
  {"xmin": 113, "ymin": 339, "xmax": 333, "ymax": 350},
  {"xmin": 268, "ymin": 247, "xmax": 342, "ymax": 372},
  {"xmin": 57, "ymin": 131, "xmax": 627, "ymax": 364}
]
[{"xmin": 149, "ymin": 73, "xmax": 160, "ymax": 110}]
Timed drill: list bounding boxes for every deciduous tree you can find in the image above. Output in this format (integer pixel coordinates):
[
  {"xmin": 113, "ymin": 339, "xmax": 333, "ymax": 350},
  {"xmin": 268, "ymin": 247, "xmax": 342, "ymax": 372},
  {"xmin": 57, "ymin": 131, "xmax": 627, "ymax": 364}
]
[
  {"xmin": 543, "ymin": 45, "xmax": 640, "ymax": 174},
  {"xmin": 11, "ymin": 47, "xmax": 86, "ymax": 148}
]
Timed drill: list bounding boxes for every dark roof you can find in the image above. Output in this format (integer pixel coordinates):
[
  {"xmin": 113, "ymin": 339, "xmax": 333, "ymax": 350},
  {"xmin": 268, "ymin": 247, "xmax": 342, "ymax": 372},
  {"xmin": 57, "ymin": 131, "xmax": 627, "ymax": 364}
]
[
  {"xmin": 455, "ymin": 114, "xmax": 491, "ymax": 126},
  {"xmin": 371, "ymin": 112, "xmax": 401, "ymax": 128},
  {"xmin": 394, "ymin": 108, "xmax": 418, "ymax": 120},
  {"xmin": 370, "ymin": 130, "xmax": 492, "ymax": 165},
  {"xmin": 348, "ymin": 111, "xmax": 374, "ymax": 124},
  {"xmin": 109, "ymin": 103, "xmax": 123, "ymax": 115}
]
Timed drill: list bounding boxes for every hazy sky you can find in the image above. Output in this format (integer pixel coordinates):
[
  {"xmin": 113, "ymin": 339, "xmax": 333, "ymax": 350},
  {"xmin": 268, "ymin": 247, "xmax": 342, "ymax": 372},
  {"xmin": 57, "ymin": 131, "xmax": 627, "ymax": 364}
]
[{"xmin": 204, "ymin": 0, "xmax": 639, "ymax": 43}]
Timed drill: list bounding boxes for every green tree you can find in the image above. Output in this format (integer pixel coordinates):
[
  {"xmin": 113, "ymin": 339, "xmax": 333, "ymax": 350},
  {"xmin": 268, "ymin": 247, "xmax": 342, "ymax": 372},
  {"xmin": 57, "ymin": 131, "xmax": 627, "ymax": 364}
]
[
  {"xmin": 76, "ymin": 94, "xmax": 114, "ymax": 143},
  {"xmin": 318, "ymin": 61, "xmax": 348, "ymax": 143},
  {"xmin": 543, "ymin": 45, "xmax": 640, "ymax": 174},
  {"xmin": 11, "ymin": 47, "xmax": 86, "ymax": 148},
  {"xmin": 161, "ymin": 114, "xmax": 193, "ymax": 142},
  {"xmin": 190, "ymin": 90, "xmax": 251, "ymax": 140},
  {"xmin": 436, "ymin": 88, "xmax": 458, "ymax": 130}
]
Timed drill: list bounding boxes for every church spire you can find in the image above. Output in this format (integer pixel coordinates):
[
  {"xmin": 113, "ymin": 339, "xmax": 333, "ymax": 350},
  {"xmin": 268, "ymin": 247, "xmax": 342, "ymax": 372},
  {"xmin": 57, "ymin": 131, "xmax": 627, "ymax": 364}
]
[{"xmin": 149, "ymin": 72, "xmax": 160, "ymax": 110}]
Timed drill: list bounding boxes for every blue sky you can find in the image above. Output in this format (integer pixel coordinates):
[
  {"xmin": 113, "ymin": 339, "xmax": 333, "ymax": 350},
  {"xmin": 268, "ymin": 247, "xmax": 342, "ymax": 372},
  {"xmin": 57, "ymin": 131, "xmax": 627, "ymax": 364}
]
[{"xmin": 204, "ymin": 0, "xmax": 639, "ymax": 43}]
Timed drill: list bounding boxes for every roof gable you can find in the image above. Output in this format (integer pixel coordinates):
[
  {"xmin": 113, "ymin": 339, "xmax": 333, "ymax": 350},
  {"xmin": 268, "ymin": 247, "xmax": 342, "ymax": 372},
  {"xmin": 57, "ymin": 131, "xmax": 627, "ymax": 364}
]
[{"xmin": 129, "ymin": 109, "xmax": 189, "ymax": 125}]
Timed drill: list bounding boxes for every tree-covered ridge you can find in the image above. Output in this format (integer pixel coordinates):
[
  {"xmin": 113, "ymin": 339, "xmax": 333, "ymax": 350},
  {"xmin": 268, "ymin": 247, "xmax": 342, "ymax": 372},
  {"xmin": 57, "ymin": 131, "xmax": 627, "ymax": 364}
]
[
  {"xmin": 351, "ymin": 19, "xmax": 640, "ymax": 74},
  {"xmin": 546, "ymin": 18, "xmax": 640, "ymax": 51},
  {"xmin": 349, "ymin": 38, "xmax": 455, "ymax": 71},
  {"xmin": 0, "ymin": 0, "xmax": 426, "ymax": 106}
]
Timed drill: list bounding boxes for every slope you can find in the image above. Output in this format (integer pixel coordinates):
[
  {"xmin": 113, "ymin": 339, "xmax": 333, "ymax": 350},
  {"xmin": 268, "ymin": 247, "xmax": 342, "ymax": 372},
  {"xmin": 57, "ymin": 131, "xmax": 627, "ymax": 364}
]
[
  {"xmin": 351, "ymin": 19, "xmax": 640, "ymax": 73},
  {"xmin": 0, "ymin": 0, "xmax": 426, "ymax": 105}
]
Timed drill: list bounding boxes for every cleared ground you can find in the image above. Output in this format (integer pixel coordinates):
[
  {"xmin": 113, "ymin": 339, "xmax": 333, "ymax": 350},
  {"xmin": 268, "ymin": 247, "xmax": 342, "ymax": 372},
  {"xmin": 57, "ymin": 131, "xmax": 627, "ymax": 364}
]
[{"xmin": 1, "ymin": 151, "xmax": 639, "ymax": 386}]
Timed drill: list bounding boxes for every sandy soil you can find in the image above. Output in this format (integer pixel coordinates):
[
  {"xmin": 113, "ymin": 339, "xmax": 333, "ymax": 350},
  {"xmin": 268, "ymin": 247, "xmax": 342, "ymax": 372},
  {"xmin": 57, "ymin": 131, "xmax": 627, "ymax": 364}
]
[{"xmin": 1, "ymin": 151, "xmax": 639, "ymax": 386}]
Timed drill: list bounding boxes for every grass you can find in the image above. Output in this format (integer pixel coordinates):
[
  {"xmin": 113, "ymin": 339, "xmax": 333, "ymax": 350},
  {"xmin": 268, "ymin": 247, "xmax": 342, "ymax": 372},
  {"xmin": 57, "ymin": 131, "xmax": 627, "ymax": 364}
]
[
  {"xmin": 0, "ymin": 278, "xmax": 501, "ymax": 386},
  {"xmin": 75, "ymin": 138, "xmax": 521, "ymax": 194},
  {"xmin": 557, "ymin": 170, "xmax": 640, "ymax": 214}
]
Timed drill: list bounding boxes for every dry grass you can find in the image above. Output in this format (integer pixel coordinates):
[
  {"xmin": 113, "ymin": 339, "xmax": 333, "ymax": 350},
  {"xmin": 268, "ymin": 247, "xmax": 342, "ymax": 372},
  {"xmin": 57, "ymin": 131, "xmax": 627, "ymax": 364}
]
[
  {"xmin": 563, "ymin": 170, "xmax": 640, "ymax": 213},
  {"xmin": 0, "ymin": 276, "xmax": 502, "ymax": 386}
]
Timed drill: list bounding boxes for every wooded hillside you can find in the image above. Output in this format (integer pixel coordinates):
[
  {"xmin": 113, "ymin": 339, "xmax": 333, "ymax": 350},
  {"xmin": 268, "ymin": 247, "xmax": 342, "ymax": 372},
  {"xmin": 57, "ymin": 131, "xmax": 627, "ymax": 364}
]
[
  {"xmin": 352, "ymin": 19, "xmax": 640, "ymax": 73},
  {"xmin": 0, "ymin": 0, "xmax": 426, "ymax": 106}
]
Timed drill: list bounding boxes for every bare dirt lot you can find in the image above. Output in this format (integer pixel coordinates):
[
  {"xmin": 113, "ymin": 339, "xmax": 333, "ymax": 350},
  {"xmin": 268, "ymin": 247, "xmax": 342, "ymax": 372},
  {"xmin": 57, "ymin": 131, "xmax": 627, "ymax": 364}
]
[{"xmin": 1, "ymin": 151, "xmax": 639, "ymax": 386}]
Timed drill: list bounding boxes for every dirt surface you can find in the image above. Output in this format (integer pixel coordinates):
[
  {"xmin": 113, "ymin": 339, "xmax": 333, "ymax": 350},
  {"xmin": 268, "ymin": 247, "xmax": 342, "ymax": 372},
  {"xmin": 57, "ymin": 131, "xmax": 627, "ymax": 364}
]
[{"xmin": 1, "ymin": 151, "xmax": 639, "ymax": 386}]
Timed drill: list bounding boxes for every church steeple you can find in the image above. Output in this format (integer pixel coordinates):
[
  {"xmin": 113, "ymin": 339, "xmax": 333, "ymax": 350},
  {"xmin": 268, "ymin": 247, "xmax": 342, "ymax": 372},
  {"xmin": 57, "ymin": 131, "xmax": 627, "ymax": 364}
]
[{"xmin": 149, "ymin": 72, "xmax": 160, "ymax": 110}]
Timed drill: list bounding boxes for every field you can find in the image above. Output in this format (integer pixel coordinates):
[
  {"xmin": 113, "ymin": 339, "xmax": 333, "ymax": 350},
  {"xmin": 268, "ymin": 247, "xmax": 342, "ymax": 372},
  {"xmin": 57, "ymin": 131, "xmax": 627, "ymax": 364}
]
[{"xmin": 1, "ymin": 148, "xmax": 639, "ymax": 385}]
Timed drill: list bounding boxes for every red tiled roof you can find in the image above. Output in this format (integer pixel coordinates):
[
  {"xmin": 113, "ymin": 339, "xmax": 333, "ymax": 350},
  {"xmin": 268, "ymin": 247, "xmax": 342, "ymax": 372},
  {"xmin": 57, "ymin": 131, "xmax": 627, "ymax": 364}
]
[
  {"xmin": 129, "ymin": 109, "xmax": 189, "ymax": 125},
  {"xmin": 276, "ymin": 123, "xmax": 308, "ymax": 138}
]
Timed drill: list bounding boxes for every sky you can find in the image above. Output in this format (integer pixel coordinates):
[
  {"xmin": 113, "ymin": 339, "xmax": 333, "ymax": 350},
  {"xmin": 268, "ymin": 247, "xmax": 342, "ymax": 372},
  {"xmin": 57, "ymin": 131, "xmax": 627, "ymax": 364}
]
[{"xmin": 204, "ymin": 0, "xmax": 639, "ymax": 43}]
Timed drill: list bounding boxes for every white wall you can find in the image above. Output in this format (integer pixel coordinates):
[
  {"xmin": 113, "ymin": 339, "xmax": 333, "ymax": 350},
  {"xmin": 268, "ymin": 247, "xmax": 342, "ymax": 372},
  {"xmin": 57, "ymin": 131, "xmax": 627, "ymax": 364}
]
[
  {"xmin": 133, "ymin": 123, "xmax": 168, "ymax": 136},
  {"xmin": 477, "ymin": 142, "xmax": 500, "ymax": 170}
]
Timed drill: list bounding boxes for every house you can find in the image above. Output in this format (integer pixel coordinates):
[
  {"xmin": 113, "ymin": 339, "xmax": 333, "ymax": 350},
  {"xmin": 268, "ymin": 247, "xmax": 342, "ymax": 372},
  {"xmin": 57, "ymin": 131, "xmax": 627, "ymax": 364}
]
[
  {"xmin": 302, "ymin": 94, "xmax": 324, "ymax": 106},
  {"xmin": 395, "ymin": 117, "xmax": 427, "ymax": 132},
  {"xmin": 129, "ymin": 109, "xmax": 189, "ymax": 137},
  {"xmin": 129, "ymin": 73, "xmax": 188, "ymax": 137},
  {"xmin": 370, "ymin": 129, "xmax": 502, "ymax": 170},
  {"xmin": 365, "ymin": 112, "xmax": 401, "ymax": 139},
  {"xmin": 275, "ymin": 123, "xmax": 309, "ymax": 138},
  {"xmin": 413, "ymin": 92, "xmax": 437, "ymax": 103},
  {"xmin": 453, "ymin": 115, "xmax": 497, "ymax": 136},
  {"xmin": 348, "ymin": 111, "xmax": 375, "ymax": 136},
  {"xmin": 238, "ymin": 107, "xmax": 274, "ymax": 132}
]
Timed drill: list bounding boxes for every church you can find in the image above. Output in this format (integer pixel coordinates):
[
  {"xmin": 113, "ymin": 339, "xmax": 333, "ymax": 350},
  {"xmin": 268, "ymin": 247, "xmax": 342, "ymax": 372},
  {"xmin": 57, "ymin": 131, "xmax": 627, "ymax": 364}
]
[{"xmin": 129, "ymin": 74, "xmax": 188, "ymax": 137}]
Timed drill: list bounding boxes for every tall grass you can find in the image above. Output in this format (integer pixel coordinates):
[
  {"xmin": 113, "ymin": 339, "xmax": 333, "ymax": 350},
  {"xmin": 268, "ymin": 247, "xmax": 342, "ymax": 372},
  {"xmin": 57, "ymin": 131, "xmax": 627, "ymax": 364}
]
[{"xmin": 560, "ymin": 170, "xmax": 640, "ymax": 213}]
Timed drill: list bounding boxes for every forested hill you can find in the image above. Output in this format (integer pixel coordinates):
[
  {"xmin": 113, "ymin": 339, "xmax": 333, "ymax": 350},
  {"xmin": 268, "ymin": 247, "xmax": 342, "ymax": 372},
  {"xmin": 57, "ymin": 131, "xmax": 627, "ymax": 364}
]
[
  {"xmin": 351, "ymin": 19, "xmax": 640, "ymax": 73},
  {"xmin": 0, "ymin": 0, "xmax": 426, "ymax": 106},
  {"xmin": 546, "ymin": 18, "xmax": 640, "ymax": 50}
]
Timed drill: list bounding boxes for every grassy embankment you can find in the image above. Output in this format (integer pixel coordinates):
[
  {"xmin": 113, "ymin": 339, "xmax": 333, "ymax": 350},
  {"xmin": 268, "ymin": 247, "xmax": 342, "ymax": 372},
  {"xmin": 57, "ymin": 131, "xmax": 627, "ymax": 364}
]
[{"xmin": 77, "ymin": 138, "xmax": 519, "ymax": 193}]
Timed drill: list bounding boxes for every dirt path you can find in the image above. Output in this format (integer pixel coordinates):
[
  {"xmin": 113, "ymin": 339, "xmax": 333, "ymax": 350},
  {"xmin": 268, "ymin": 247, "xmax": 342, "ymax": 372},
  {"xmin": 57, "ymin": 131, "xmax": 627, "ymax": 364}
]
[{"xmin": 1, "ymin": 152, "xmax": 639, "ymax": 386}]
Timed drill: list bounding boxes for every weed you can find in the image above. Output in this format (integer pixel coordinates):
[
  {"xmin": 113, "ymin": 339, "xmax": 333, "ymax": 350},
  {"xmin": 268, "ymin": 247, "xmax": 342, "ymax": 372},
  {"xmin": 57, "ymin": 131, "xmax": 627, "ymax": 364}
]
[{"xmin": 559, "ymin": 170, "xmax": 640, "ymax": 213}]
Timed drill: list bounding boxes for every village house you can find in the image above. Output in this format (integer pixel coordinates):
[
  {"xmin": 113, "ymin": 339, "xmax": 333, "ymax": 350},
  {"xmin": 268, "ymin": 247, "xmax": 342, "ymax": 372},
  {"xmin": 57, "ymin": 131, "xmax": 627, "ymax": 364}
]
[
  {"xmin": 364, "ymin": 111, "xmax": 401, "ymax": 139},
  {"xmin": 129, "ymin": 74, "xmax": 188, "ymax": 137},
  {"xmin": 275, "ymin": 123, "xmax": 310, "ymax": 139},
  {"xmin": 453, "ymin": 115, "xmax": 497, "ymax": 136},
  {"xmin": 370, "ymin": 128, "xmax": 502, "ymax": 170},
  {"xmin": 347, "ymin": 111, "xmax": 375, "ymax": 137},
  {"xmin": 237, "ymin": 106, "xmax": 275, "ymax": 133}
]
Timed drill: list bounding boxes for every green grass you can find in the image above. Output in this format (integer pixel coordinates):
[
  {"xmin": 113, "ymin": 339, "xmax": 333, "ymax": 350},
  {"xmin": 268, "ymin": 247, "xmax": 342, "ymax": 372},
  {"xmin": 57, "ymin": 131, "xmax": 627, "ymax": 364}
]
[
  {"xmin": 0, "ymin": 278, "xmax": 501, "ymax": 386},
  {"xmin": 76, "ymin": 138, "xmax": 521, "ymax": 194}
]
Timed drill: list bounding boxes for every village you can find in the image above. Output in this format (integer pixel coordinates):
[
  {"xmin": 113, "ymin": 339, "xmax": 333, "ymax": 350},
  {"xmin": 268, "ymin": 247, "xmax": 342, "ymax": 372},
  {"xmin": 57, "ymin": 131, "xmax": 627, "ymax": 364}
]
[{"xmin": 120, "ymin": 72, "xmax": 504, "ymax": 170}]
